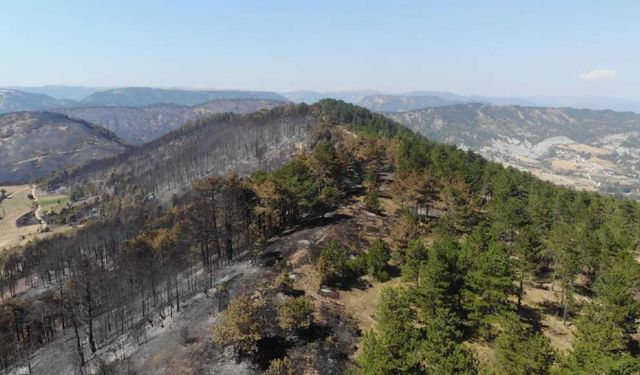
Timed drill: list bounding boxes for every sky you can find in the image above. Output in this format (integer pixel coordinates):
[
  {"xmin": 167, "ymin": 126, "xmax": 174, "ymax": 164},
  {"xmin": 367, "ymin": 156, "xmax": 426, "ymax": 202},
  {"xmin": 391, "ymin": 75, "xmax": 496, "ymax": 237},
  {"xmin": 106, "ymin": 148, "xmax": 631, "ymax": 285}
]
[{"xmin": 1, "ymin": 0, "xmax": 639, "ymax": 98}]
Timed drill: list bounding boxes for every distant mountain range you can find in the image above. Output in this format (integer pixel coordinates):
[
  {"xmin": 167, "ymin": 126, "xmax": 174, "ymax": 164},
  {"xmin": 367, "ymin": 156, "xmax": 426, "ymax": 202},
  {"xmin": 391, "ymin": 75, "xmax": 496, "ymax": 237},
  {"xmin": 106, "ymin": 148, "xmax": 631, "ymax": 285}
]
[
  {"xmin": 525, "ymin": 96, "xmax": 640, "ymax": 114},
  {"xmin": 283, "ymin": 90, "xmax": 640, "ymax": 114},
  {"xmin": 0, "ymin": 112, "xmax": 128, "ymax": 183},
  {"xmin": 392, "ymin": 91, "xmax": 536, "ymax": 107},
  {"xmin": 5, "ymin": 86, "xmax": 640, "ymax": 114},
  {"xmin": 54, "ymin": 98, "xmax": 286, "ymax": 144},
  {"xmin": 283, "ymin": 90, "xmax": 535, "ymax": 109},
  {"xmin": 386, "ymin": 104, "xmax": 640, "ymax": 197},
  {"xmin": 0, "ymin": 87, "xmax": 289, "ymax": 114}
]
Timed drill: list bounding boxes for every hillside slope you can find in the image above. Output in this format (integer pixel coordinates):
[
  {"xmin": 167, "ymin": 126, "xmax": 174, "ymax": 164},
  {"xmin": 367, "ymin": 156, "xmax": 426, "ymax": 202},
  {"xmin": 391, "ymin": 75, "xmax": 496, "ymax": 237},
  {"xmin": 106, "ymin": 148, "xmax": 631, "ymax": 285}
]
[
  {"xmin": 0, "ymin": 112, "xmax": 128, "ymax": 183},
  {"xmin": 55, "ymin": 99, "xmax": 286, "ymax": 144},
  {"xmin": 386, "ymin": 104, "xmax": 640, "ymax": 196}
]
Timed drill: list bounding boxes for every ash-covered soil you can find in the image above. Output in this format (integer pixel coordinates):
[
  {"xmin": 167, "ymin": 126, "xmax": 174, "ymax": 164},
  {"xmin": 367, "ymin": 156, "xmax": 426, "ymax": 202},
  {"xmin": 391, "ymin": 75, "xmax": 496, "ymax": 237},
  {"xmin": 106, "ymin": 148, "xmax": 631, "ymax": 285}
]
[{"xmin": 8, "ymin": 201, "xmax": 383, "ymax": 375}]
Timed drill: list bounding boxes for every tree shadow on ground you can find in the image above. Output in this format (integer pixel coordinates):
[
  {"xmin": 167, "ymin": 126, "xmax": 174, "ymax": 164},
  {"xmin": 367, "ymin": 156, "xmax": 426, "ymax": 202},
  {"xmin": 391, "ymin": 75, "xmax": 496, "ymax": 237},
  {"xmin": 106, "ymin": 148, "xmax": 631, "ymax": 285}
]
[
  {"xmin": 339, "ymin": 277, "xmax": 371, "ymax": 292},
  {"xmin": 539, "ymin": 300, "xmax": 576, "ymax": 321},
  {"xmin": 518, "ymin": 304, "xmax": 545, "ymax": 333},
  {"xmin": 627, "ymin": 338, "xmax": 640, "ymax": 356},
  {"xmin": 539, "ymin": 300, "xmax": 563, "ymax": 317},
  {"xmin": 303, "ymin": 322, "xmax": 332, "ymax": 343},
  {"xmin": 301, "ymin": 213, "xmax": 352, "ymax": 231},
  {"xmin": 573, "ymin": 283, "xmax": 595, "ymax": 299},
  {"xmin": 386, "ymin": 265, "xmax": 401, "ymax": 279},
  {"xmin": 284, "ymin": 288, "xmax": 306, "ymax": 297},
  {"xmin": 253, "ymin": 336, "xmax": 293, "ymax": 370}
]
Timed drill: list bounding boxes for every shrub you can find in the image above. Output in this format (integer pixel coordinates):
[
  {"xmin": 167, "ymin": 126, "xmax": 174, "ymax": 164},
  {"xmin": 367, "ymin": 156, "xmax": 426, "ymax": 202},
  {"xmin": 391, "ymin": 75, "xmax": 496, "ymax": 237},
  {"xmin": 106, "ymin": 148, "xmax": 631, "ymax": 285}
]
[
  {"xmin": 278, "ymin": 296, "xmax": 314, "ymax": 335},
  {"xmin": 364, "ymin": 190, "xmax": 381, "ymax": 212},
  {"xmin": 367, "ymin": 240, "xmax": 391, "ymax": 281},
  {"xmin": 347, "ymin": 254, "xmax": 368, "ymax": 278},
  {"xmin": 211, "ymin": 295, "xmax": 264, "ymax": 354},
  {"xmin": 274, "ymin": 268, "xmax": 293, "ymax": 294},
  {"xmin": 266, "ymin": 357, "xmax": 295, "ymax": 375},
  {"xmin": 316, "ymin": 240, "xmax": 350, "ymax": 287}
]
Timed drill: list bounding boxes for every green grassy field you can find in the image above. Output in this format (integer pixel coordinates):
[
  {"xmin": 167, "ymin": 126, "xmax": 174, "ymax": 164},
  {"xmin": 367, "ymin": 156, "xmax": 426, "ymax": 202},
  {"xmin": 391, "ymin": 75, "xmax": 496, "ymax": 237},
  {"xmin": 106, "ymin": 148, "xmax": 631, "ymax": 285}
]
[
  {"xmin": 0, "ymin": 185, "xmax": 72, "ymax": 251},
  {"xmin": 37, "ymin": 195, "xmax": 70, "ymax": 214}
]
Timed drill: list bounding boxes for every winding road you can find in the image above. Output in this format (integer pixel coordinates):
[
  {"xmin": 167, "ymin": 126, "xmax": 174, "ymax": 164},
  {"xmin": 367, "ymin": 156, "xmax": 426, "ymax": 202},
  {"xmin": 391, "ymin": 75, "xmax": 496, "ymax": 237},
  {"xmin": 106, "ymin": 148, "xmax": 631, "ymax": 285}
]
[{"xmin": 31, "ymin": 185, "xmax": 47, "ymax": 231}]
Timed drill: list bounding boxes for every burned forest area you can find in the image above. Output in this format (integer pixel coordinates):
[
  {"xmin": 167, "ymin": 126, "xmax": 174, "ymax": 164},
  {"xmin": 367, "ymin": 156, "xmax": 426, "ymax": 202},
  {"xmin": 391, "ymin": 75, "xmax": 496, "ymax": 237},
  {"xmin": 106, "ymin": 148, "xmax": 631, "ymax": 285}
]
[{"xmin": 1, "ymin": 100, "xmax": 640, "ymax": 375}]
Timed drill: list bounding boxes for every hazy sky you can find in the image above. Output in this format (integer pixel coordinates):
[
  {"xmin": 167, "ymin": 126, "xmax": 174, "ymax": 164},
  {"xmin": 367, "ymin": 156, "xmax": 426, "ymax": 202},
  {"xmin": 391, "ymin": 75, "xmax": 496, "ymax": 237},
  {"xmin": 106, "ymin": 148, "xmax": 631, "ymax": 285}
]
[{"xmin": 2, "ymin": 1, "xmax": 639, "ymax": 98}]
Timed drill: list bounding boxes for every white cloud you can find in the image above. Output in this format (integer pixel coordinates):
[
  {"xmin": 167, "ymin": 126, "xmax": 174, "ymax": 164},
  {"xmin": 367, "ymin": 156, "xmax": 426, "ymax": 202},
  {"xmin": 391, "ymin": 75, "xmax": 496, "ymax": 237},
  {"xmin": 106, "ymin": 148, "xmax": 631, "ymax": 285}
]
[{"xmin": 579, "ymin": 69, "xmax": 616, "ymax": 80}]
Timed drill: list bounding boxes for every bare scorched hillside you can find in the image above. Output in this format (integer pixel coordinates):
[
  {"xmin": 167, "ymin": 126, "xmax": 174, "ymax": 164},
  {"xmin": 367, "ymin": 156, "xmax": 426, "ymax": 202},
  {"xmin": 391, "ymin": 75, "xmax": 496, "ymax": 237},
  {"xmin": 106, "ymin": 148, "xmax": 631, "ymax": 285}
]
[
  {"xmin": 48, "ymin": 103, "xmax": 318, "ymax": 199},
  {"xmin": 54, "ymin": 99, "xmax": 286, "ymax": 144}
]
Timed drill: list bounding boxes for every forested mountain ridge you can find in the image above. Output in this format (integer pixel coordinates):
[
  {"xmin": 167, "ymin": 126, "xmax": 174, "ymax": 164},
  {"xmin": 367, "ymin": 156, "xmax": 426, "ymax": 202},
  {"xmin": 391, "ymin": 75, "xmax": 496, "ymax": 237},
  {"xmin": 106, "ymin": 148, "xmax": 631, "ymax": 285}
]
[
  {"xmin": 4, "ymin": 86, "xmax": 107, "ymax": 101},
  {"xmin": 357, "ymin": 94, "xmax": 469, "ymax": 111},
  {"xmin": 385, "ymin": 103, "xmax": 640, "ymax": 197},
  {"xmin": 80, "ymin": 87, "xmax": 288, "ymax": 107},
  {"xmin": 0, "ymin": 89, "xmax": 75, "ymax": 114},
  {"xmin": 54, "ymin": 99, "xmax": 286, "ymax": 144},
  {"xmin": 282, "ymin": 89, "xmax": 383, "ymax": 104},
  {"xmin": 1, "ymin": 100, "xmax": 639, "ymax": 374},
  {"xmin": 0, "ymin": 112, "xmax": 129, "ymax": 183}
]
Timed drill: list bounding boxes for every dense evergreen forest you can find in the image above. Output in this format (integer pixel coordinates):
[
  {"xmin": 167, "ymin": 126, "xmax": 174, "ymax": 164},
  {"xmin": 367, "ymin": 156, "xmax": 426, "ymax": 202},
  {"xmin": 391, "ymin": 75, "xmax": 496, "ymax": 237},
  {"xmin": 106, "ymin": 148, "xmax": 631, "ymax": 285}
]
[{"xmin": 1, "ymin": 100, "xmax": 639, "ymax": 374}]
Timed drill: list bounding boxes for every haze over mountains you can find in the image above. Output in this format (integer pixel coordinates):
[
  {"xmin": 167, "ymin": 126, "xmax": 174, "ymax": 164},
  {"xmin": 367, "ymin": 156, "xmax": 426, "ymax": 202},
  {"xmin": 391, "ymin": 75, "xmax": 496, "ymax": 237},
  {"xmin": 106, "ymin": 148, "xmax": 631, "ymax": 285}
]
[
  {"xmin": 2, "ymin": 85, "xmax": 640, "ymax": 199},
  {"xmin": 0, "ymin": 87, "xmax": 288, "ymax": 114},
  {"xmin": 6, "ymin": 86, "xmax": 640, "ymax": 114}
]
